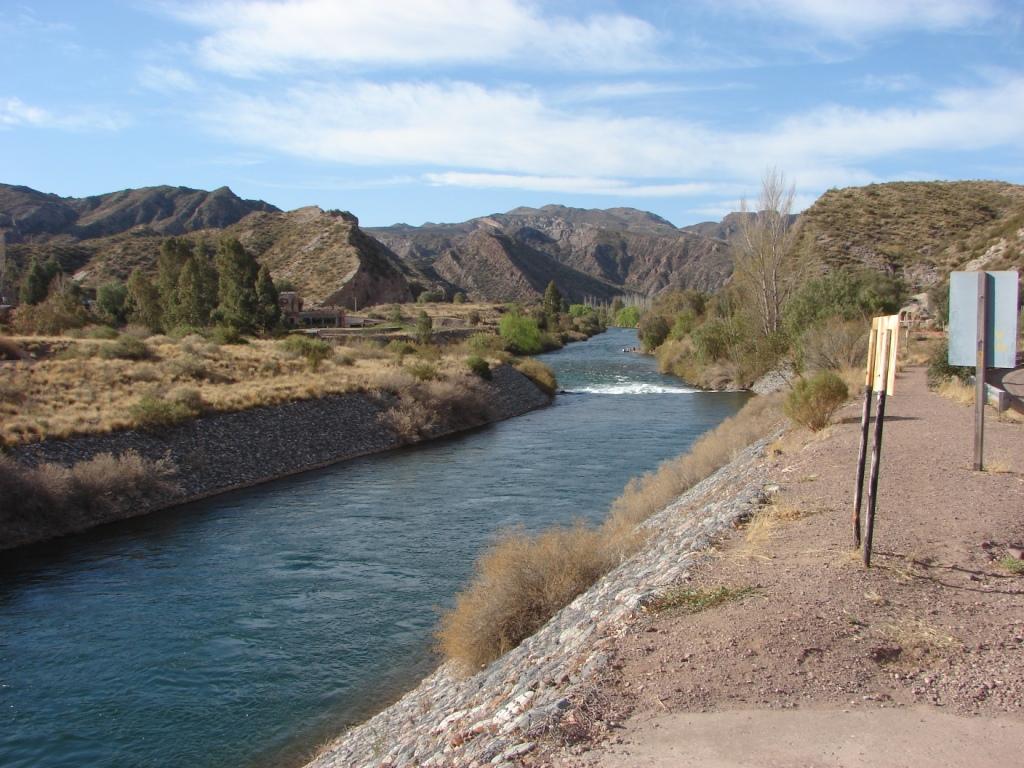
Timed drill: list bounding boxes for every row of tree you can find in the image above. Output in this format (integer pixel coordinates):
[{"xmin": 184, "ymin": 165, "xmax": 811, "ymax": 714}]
[{"xmin": 18, "ymin": 237, "xmax": 283, "ymax": 335}]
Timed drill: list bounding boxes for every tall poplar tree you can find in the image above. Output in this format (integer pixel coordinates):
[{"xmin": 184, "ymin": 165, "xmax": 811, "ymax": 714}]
[
  {"xmin": 126, "ymin": 268, "xmax": 163, "ymax": 331},
  {"xmin": 157, "ymin": 238, "xmax": 192, "ymax": 329},
  {"xmin": 214, "ymin": 237, "xmax": 259, "ymax": 332},
  {"xmin": 255, "ymin": 264, "xmax": 281, "ymax": 331},
  {"xmin": 19, "ymin": 258, "xmax": 49, "ymax": 305}
]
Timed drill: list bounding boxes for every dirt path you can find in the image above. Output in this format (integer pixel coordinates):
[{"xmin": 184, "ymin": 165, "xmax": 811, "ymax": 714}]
[{"xmin": 536, "ymin": 367, "xmax": 1024, "ymax": 766}]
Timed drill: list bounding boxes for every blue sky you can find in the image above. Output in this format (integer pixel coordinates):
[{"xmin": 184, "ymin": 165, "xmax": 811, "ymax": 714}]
[{"xmin": 2, "ymin": 1, "xmax": 1023, "ymax": 227}]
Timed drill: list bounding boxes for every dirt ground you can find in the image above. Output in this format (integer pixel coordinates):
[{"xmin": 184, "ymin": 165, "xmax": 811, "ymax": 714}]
[{"xmin": 534, "ymin": 367, "xmax": 1024, "ymax": 766}]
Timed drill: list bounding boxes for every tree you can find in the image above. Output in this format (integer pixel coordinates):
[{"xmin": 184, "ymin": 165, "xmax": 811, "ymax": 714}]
[
  {"xmin": 96, "ymin": 280, "xmax": 128, "ymax": 325},
  {"xmin": 157, "ymin": 238, "xmax": 192, "ymax": 328},
  {"xmin": 732, "ymin": 168, "xmax": 799, "ymax": 337},
  {"xmin": 499, "ymin": 311, "xmax": 542, "ymax": 355},
  {"xmin": 543, "ymin": 281, "xmax": 563, "ymax": 324},
  {"xmin": 415, "ymin": 310, "xmax": 433, "ymax": 345},
  {"xmin": 214, "ymin": 237, "xmax": 259, "ymax": 331},
  {"xmin": 637, "ymin": 313, "xmax": 670, "ymax": 351},
  {"xmin": 255, "ymin": 264, "xmax": 281, "ymax": 331},
  {"xmin": 126, "ymin": 269, "xmax": 163, "ymax": 331},
  {"xmin": 174, "ymin": 257, "xmax": 205, "ymax": 328},
  {"xmin": 19, "ymin": 258, "xmax": 49, "ymax": 305}
]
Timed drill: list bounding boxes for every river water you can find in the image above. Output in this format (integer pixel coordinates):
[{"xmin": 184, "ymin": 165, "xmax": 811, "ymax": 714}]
[{"xmin": 0, "ymin": 328, "xmax": 748, "ymax": 768}]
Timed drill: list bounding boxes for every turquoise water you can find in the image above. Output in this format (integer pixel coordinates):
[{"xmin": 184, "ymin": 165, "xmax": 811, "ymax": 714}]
[{"xmin": 0, "ymin": 328, "xmax": 749, "ymax": 768}]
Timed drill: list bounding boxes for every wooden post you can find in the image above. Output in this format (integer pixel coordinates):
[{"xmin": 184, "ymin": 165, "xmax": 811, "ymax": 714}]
[
  {"xmin": 974, "ymin": 272, "xmax": 987, "ymax": 471},
  {"xmin": 852, "ymin": 323, "xmax": 878, "ymax": 548},
  {"xmin": 863, "ymin": 329, "xmax": 892, "ymax": 568}
]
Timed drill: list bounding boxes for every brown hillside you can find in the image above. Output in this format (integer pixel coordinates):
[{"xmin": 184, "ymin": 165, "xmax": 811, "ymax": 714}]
[{"xmin": 793, "ymin": 180, "xmax": 1024, "ymax": 289}]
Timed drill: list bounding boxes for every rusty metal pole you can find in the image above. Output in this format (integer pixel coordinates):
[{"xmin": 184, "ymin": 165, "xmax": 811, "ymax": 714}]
[
  {"xmin": 853, "ymin": 323, "xmax": 878, "ymax": 548},
  {"xmin": 974, "ymin": 272, "xmax": 988, "ymax": 471},
  {"xmin": 863, "ymin": 329, "xmax": 892, "ymax": 568}
]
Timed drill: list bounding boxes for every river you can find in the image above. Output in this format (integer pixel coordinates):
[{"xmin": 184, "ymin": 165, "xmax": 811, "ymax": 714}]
[{"xmin": 0, "ymin": 328, "xmax": 749, "ymax": 768}]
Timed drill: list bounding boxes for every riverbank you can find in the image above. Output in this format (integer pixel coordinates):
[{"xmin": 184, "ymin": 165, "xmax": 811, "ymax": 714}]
[
  {"xmin": 307, "ymin": 366, "xmax": 1024, "ymax": 767},
  {"xmin": 0, "ymin": 363, "xmax": 551, "ymax": 550}
]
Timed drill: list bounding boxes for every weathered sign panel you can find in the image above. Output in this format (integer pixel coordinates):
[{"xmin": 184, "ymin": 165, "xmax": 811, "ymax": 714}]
[
  {"xmin": 870, "ymin": 315, "xmax": 900, "ymax": 395},
  {"xmin": 948, "ymin": 271, "xmax": 1019, "ymax": 368}
]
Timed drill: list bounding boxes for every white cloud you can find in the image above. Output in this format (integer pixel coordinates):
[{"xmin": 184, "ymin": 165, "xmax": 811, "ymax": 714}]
[
  {"xmin": 0, "ymin": 96, "xmax": 128, "ymax": 131},
  {"xmin": 201, "ymin": 73, "xmax": 1024, "ymax": 191},
  {"xmin": 138, "ymin": 64, "xmax": 197, "ymax": 92},
  {"xmin": 171, "ymin": 0, "xmax": 662, "ymax": 75},
  {"xmin": 856, "ymin": 73, "xmax": 923, "ymax": 92},
  {"xmin": 423, "ymin": 172, "xmax": 736, "ymax": 197},
  {"xmin": 717, "ymin": 0, "xmax": 995, "ymax": 37}
]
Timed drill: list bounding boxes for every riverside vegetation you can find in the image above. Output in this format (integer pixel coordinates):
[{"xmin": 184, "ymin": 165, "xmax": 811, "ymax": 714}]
[{"xmin": 2, "ymin": 236, "xmax": 609, "ymax": 544}]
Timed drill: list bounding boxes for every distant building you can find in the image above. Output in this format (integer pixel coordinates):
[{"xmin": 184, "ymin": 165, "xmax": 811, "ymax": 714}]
[{"xmin": 278, "ymin": 291, "xmax": 345, "ymax": 328}]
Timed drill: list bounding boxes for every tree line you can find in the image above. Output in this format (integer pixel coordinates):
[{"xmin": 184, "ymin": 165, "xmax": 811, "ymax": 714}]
[{"xmin": 15, "ymin": 237, "xmax": 283, "ymax": 335}]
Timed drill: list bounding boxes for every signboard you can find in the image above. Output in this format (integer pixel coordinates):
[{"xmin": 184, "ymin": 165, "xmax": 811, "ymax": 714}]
[
  {"xmin": 869, "ymin": 315, "xmax": 899, "ymax": 395},
  {"xmin": 949, "ymin": 271, "xmax": 1019, "ymax": 368}
]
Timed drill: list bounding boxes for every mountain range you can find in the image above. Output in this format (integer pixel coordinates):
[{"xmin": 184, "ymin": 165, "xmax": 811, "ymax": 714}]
[{"xmin": 2, "ymin": 180, "xmax": 1022, "ymax": 307}]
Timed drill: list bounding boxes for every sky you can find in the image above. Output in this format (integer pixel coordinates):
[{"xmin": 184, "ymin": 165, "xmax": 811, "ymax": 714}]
[{"xmin": 2, "ymin": 1, "xmax": 1023, "ymax": 227}]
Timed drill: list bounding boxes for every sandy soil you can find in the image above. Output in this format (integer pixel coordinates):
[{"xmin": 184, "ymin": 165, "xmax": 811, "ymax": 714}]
[{"xmin": 532, "ymin": 367, "xmax": 1024, "ymax": 766}]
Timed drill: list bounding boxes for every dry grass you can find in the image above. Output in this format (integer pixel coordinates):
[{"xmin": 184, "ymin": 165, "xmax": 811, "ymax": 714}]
[
  {"xmin": 876, "ymin": 616, "xmax": 960, "ymax": 662},
  {"xmin": 0, "ymin": 451, "xmax": 178, "ymax": 549},
  {"xmin": 437, "ymin": 391, "xmax": 785, "ymax": 670},
  {"xmin": 645, "ymin": 585, "xmax": 756, "ymax": 614},
  {"xmin": 731, "ymin": 495, "xmax": 811, "ymax": 560},
  {"xmin": 936, "ymin": 378, "xmax": 975, "ymax": 406},
  {"xmin": 0, "ymin": 333, "xmax": 497, "ymax": 445},
  {"xmin": 514, "ymin": 358, "xmax": 557, "ymax": 396},
  {"xmin": 605, "ymin": 393, "xmax": 785, "ymax": 542},
  {"xmin": 436, "ymin": 523, "xmax": 618, "ymax": 670}
]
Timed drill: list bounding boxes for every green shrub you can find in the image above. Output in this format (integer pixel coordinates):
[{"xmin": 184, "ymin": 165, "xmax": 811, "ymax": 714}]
[
  {"xmin": 669, "ymin": 310, "xmax": 698, "ymax": 339},
  {"xmin": 406, "ymin": 360, "xmax": 438, "ymax": 381},
  {"xmin": 692, "ymin": 317, "xmax": 742, "ymax": 362},
  {"xmin": 417, "ymin": 289, "xmax": 444, "ymax": 303},
  {"xmin": 84, "ymin": 324, "xmax": 119, "ymax": 340},
  {"xmin": 784, "ymin": 371, "xmax": 849, "ymax": 431},
  {"xmin": 499, "ymin": 312, "xmax": 543, "ymax": 355},
  {"xmin": 279, "ymin": 335, "xmax": 332, "ymax": 371},
  {"xmin": 783, "ymin": 269, "xmax": 904, "ymax": 338},
  {"xmin": 98, "ymin": 335, "xmax": 152, "ymax": 361},
  {"xmin": 415, "ymin": 311, "xmax": 433, "ymax": 345},
  {"xmin": 466, "ymin": 355, "xmax": 492, "ymax": 379},
  {"xmin": 926, "ymin": 339, "xmax": 972, "ymax": 389},
  {"xmin": 452, "ymin": 292, "xmax": 467, "ymax": 304},
  {"xmin": 467, "ymin": 332, "xmax": 503, "ymax": 356},
  {"xmin": 614, "ymin": 306, "xmax": 640, "ymax": 328},
  {"xmin": 129, "ymin": 393, "xmax": 200, "ymax": 430},
  {"xmin": 208, "ymin": 325, "xmax": 247, "ymax": 345},
  {"xmin": 387, "ymin": 340, "xmax": 418, "ymax": 358},
  {"xmin": 638, "ymin": 314, "xmax": 670, "ymax": 351}
]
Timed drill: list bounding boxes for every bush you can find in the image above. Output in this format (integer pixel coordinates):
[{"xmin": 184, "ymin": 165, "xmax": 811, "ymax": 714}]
[
  {"xmin": 98, "ymin": 335, "xmax": 152, "ymax": 361},
  {"xmin": 415, "ymin": 311, "xmax": 433, "ymax": 345},
  {"xmin": 129, "ymin": 392, "xmax": 202, "ymax": 429},
  {"xmin": 387, "ymin": 340, "xmax": 418, "ymax": 358},
  {"xmin": 798, "ymin": 318, "xmax": 868, "ymax": 371},
  {"xmin": 614, "ymin": 306, "xmax": 640, "ymax": 328},
  {"xmin": 467, "ymin": 332, "xmax": 503, "ymax": 356},
  {"xmin": 691, "ymin": 317, "xmax": 742, "ymax": 362},
  {"xmin": 0, "ymin": 451, "xmax": 178, "ymax": 548},
  {"xmin": 452, "ymin": 292, "xmax": 467, "ymax": 304},
  {"xmin": 467, "ymin": 310, "xmax": 481, "ymax": 325},
  {"xmin": 279, "ymin": 335, "xmax": 332, "ymax": 371},
  {"xmin": 436, "ymin": 523, "xmax": 617, "ymax": 669},
  {"xmin": 669, "ymin": 310, "xmax": 698, "ymax": 339},
  {"xmin": 637, "ymin": 314, "xmax": 670, "ymax": 351},
  {"xmin": 515, "ymin": 358, "xmax": 557, "ymax": 396},
  {"xmin": 209, "ymin": 325, "xmax": 247, "ymax": 345},
  {"xmin": 926, "ymin": 339, "xmax": 972, "ymax": 389},
  {"xmin": 499, "ymin": 312, "xmax": 542, "ymax": 355},
  {"xmin": 406, "ymin": 360, "xmax": 438, "ymax": 381},
  {"xmin": 466, "ymin": 355, "xmax": 492, "ymax": 379},
  {"xmin": 12, "ymin": 286, "xmax": 90, "ymax": 335},
  {"xmin": 83, "ymin": 324, "xmax": 119, "ymax": 340},
  {"xmin": 417, "ymin": 289, "xmax": 444, "ymax": 303},
  {"xmin": 784, "ymin": 371, "xmax": 849, "ymax": 431}
]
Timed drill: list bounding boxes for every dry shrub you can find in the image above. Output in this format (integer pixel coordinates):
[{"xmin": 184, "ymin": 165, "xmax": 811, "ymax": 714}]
[
  {"xmin": 515, "ymin": 358, "xmax": 557, "ymax": 396},
  {"xmin": 0, "ymin": 337, "xmax": 29, "ymax": 360},
  {"xmin": 380, "ymin": 375, "xmax": 493, "ymax": 442},
  {"xmin": 129, "ymin": 390, "xmax": 203, "ymax": 429},
  {"xmin": 784, "ymin": 371, "xmax": 849, "ymax": 431},
  {"xmin": 605, "ymin": 393, "xmax": 784, "ymax": 542},
  {"xmin": 936, "ymin": 378, "xmax": 974, "ymax": 406},
  {"xmin": 799, "ymin": 318, "xmax": 868, "ymax": 371},
  {"xmin": 437, "ymin": 523, "xmax": 617, "ymax": 670},
  {"xmin": 0, "ymin": 451, "xmax": 178, "ymax": 548},
  {"xmin": 0, "ymin": 377, "xmax": 25, "ymax": 405}
]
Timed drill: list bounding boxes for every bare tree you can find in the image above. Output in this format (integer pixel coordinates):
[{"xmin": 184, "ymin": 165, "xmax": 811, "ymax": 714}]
[{"xmin": 731, "ymin": 168, "xmax": 798, "ymax": 337}]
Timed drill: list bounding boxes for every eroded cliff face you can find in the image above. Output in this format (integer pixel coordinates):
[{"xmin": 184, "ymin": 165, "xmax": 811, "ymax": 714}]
[
  {"xmin": 232, "ymin": 207, "xmax": 416, "ymax": 306},
  {"xmin": 370, "ymin": 204, "xmax": 735, "ymax": 301}
]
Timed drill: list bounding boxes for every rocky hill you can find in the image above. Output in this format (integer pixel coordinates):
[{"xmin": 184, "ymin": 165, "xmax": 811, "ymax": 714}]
[
  {"xmin": 791, "ymin": 180, "xmax": 1024, "ymax": 289},
  {"xmin": 0, "ymin": 184, "xmax": 418, "ymax": 307},
  {"xmin": 0, "ymin": 183, "xmax": 278, "ymax": 242},
  {"xmin": 369, "ymin": 204, "xmax": 735, "ymax": 302}
]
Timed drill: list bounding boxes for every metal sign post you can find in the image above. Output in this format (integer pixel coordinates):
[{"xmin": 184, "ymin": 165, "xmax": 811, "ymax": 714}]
[
  {"xmin": 852, "ymin": 320, "xmax": 878, "ymax": 547},
  {"xmin": 948, "ymin": 271, "xmax": 1019, "ymax": 471}
]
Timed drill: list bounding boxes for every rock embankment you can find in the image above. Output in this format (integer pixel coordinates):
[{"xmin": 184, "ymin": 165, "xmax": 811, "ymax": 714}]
[
  {"xmin": 307, "ymin": 434, "xmax": 780, "ymax": 768},
  {"xmin": 4, "ymin": 364, "xmax": 549, "ymax": 549}
]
